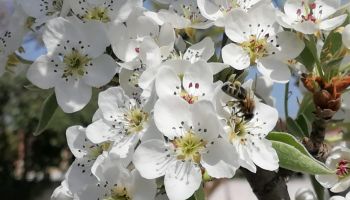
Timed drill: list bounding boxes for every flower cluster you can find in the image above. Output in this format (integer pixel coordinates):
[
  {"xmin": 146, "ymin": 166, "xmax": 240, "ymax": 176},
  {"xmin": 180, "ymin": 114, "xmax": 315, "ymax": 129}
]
[{"xmin": 3, "ymin": 0, "xmax": 350, "ymax": 199}]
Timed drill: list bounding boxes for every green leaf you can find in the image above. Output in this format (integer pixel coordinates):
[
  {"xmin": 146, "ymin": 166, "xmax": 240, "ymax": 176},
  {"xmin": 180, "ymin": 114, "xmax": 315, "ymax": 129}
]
[
  {"xmin": 34, "ymin": 92, "xmax": 58, "ymax": 136},
  {"xmin": 286, "ymin": 117, "xmax": 305, "ymax": 137},
  {"xmin": 296, "ymin": 45, "xmax": 315, "ymax": 72},
  {"xmin": 297, "ymin": 93, "xmax": 315, "ymax": 122},
  {"xmin": 310, "ymin": 175, "xmax": 326, "ymax": 200},
  {"xmin": 320, "ymin": 30, "xmax": 345, "ymax": 78},
  {"xmin": 296, "ymin": 114, "xmax": 310, "ymax": 136},
  {"xmin": 189, "ymin": 186, "xmax": 206, "ymax": 200},
  {"xmin": 304, "ymin": 37, "xmax": 324, "ymax": 78},
  {"xmin": 267, "ymin": 132, "xmax": 334, "ymax": 175}
]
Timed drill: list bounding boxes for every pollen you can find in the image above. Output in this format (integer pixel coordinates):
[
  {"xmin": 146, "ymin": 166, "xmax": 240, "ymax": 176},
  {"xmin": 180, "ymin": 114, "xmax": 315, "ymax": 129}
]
[
  {"xmin": 173, "ymin": 131, "xmax": 207, "ymax": 164},
  {"xmin": 106, "ymin": 186, "xmax": 131, "ymax": 200},
  {"xmin": 124, "ymin": 108, "xmax": 149, "ymax": 135},
  {"xmin": 84, "ymin": 7, "xmax": 110, "ymax": 23},
  {"xmin": 241, "ymin": 35, "xmax": 268, "ymax": 64},
  {"xmin": 336, "ymin": 159, "xmax": 350, "ymax": 178},
  {"xmin": 63, "ymin": 50, "xmax": 91, "ymax": 78}
]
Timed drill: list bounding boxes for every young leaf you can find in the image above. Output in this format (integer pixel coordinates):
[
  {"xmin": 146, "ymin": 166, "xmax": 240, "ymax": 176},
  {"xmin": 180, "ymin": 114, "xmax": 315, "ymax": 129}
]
[
  {"xmin": 296, "ymin": 114, "xmax": 310, "ymax": 136},
  {"xmin": 34, "ymin": 92, "xmax": 58, "ymax": 136},
  {"xmin": 189, "ymin": 186, "xmax": 206, "ymax": 200},
  {"xmin": 267, "ymin": 132, "xmax": 334, "ymax": 175},
  {"xmin": 286, "ymin": 117, "xmax": 305, "ymax": 137}
]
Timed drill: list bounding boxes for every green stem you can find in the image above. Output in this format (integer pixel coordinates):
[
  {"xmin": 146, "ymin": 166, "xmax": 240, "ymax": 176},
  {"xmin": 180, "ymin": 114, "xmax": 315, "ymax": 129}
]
[{"xmin": 284, "ymin": 82, "xmax": 290, "ymax": 120}]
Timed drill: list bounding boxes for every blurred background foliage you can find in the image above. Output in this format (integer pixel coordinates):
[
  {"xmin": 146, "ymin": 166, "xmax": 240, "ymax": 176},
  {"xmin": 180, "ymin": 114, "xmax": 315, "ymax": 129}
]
[{"xmin": 0, "ymin": 73, "xmax": 98, "ymax": 199}]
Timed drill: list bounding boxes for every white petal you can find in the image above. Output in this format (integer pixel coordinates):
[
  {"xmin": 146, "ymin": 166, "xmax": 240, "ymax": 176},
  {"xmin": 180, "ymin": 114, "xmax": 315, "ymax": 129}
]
[
  {"xmin": 225, "ymin": 9, "xmax": 250, "ymax": 43},
  {"xmin": 131, "ymin": 170, "xmax": 157, "ymax": 200},
  {"xmin": 331, "ymin": 176, "xmax": 350, "ymax": 193},
  {"xmin": 191, "ymin": 100, "xmax": 221, "ymax": 141},
  {"xmin": 248, "ymin": 101, "xmax": 279, "ymax": 135},
  {"xmin": 66, "ymin": 125, "xmax": 91, "ymax": 158},
  {"xmin": 294, "ymin": 21, "xmax": 318, "ymax": 34},
  {"xmin": 65, "ymin": 158, "xmax": 97, "ymax": 194},
  {"xmin": 275, "ymin": 31, "xmax": 304, "ymax": 60},
  {"xmin": 98, "ymin": 87, "xmax": 128, "ymax": 122},
  {"xmin": 257, "ymin": 57, "xmax": 291, "ymax": 83},
  {"xmin": 164, "ymin": 161, "xmax": 202, "ymax": 200},
  {"xmin": 43, "ymin": 17, "xmax": 80, "ymax": 55},
  {"xmin": 183, "ymin": 61, "xmax": 214, "ymax": 100},
  {"xmin": 315, "ymin": 174, "xmax": 339, "ymax": 188},
  {"xmin": 183, "ymin": 37, "xmax": 215, "ymax": 63},
  {"xmin": 51, "ymin": 181, "xmax": 73, "ymax": 200},
  {"xmin": 222, "ymin": 43, "xmax": 250, "ymax": 70},
  {"xmin": 55, "ymin": 79, "xmax": 92, "ymax": 113},
  {"xmin": 158, "ymin": 23, "xmax": 176, "ymax": 54},
  {"xmin": 248, "ymin": 138, "xmax": 279, "ymax": 171},
  {"xmin": 133, "ymin": 139, "xmax": 173, "ymax": 179},
  {"xmin": 197, "ymin": 0, "xmax": 222, "ymax": 22},
  {"xmin": 83, "ymin": 54, "xmax": 119, "ymax": 87},
  {"xmin": 109, "ymin": 134, "xmax": 139, "ymax": 158},
  {"xmin": 86, "ymin": 119, "xmax": 115, "ymax": 144},
  {"xmin": 26, "ymin": 55, "xmax": 61, "ymax": 89},
  {"xmin": 320, "ymin": 14, "xmax": 347, "ymax": 31},
  {"xmin": 154, "ymin": 96, "xmax": 191, "ymax": 139},
  {"xmin": 155, "ymin": 67, "xmax": 181, "ymax": 99},
  {"xmin": 201, "ymin": 138, "xmax": 238, "ymax": 178}
]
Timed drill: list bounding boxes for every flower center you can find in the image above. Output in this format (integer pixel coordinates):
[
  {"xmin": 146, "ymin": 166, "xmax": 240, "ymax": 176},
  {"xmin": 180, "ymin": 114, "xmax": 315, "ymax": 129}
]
[
  {"xmin": 173, "ymin": 131, "xmax": 207, "ymax": 164},
  {"xmin": 219, "ymin": 0, "xmax": 239, "ymax": 13},
  {"xmin": 105, "ymin": 186, "xmax": 131, "ymax": 200},
  {"xmin": 88, "ymin": 142, "xmax": 111, "ymax": 159},
  {"xmin": 124, "ymin": 108, "xmax": 149, "ymax": 135},
  {"xmin": 229, "ymin": 118, "xmax": 248, "ymax": 144},
  {"xmin": 296, "ymin": 2, "xmax": 317, "ymax": 23},
  {"xmin": 241, "ymin": 35, "xmax": 268, "ymax": 64},
  {"xmin": 63, "ymin": 50, "xmax": 91, "ymax": 78},
  {"xmin": 180, "ymin": 91, "xmax": 198, "ymax": 104},
  {"xmin": 336, "ymin": 159, "xmax": 350, "ymax": 178},
  {"xmin": 84, "ymin": 7, "xmax": 110, "ymax": 23}
]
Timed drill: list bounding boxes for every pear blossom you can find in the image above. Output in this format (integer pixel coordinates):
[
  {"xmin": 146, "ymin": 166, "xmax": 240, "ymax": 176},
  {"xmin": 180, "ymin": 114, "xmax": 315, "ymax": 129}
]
[
  {"xmin": 155, "ymin": 60, "xmax": 219, "ymax": 104},
  {"xmin": 222, "ymin": 4, "xmax": 304, "ymax": 83},
  {"xmin": 197, "ymin": 0, "xmax": 263, "ymax": 27},
  {"xmin": 145, "ymin": 0, "xmax": 213, "ymax": 29},
  {"xmin": 276, "ymin": 0, "xmax": 347, "ymax": 34},
  {"xmin": 65, "ymin": 125, "xmax": 112, "ymax": 193},
  {"xmin": 86, "ymin": 87, "xmax": 153, "ymax": 158},
  {"xmin": 26, "ymin": 17, "xmax": 118, "ymax": 113},
  {"xmin": 70, "ymin": 0, "xmax": 142, "ymax": 23},
  {"xmin": 316, "ymin": 147, "xmax": 350, "ymax": 193},
  {"xmin": 215, "ymin": 80, "xmax": 279, "ymax": 172},
  {"xmin": 78, "ymin": 156, "xmax": 157, "ymax": 200},
  {"xmin": 0, "ymin": 4, "xmax": 27, "ymax": 76},
  {"xmin": 108, "ymin": 11, "xmax": 175, "ymax": 66},
  {"xmin": 138, "ymin": 37, "xmax": 226, "ymax": 102},
  {"xmin": 133, "ymin": 97, "xmax": 239, "ymax": 200}
]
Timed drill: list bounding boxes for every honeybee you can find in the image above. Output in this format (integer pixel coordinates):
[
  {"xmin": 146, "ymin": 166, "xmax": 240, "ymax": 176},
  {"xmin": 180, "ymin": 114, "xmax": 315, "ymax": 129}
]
[{"xmin": 222, "ymin": 81, "xmax": 255, "ymax": 121}]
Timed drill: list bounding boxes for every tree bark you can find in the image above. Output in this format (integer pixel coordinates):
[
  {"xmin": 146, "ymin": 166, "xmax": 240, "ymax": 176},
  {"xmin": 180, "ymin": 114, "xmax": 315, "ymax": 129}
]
[{"xmin": 241, "ymin": 167, "xmax": 291, "ymax": 200}]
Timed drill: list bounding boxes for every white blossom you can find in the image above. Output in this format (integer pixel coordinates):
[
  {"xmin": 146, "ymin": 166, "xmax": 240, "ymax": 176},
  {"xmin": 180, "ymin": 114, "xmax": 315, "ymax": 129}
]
[
  {"xmin": 133, "ymin": 97, "xmax": 239, "ymax": 200},
  {"xmin": 276, "ymin": 0, "xmax": 347, "ymax": 34},
  {"xmin": 215, "ymin": 80, "xmax": 279, "ymax": 172},
  {"xmin": 316, "ymin": 147, "xmax": 350, "ymax": 193},
  {"xmin": 27, "ymin": 17, "xmax": 118, "ymax": 113},
  {"xmin": 222, "ymin": 4, "xmax": 304, "ymax": 83}
]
